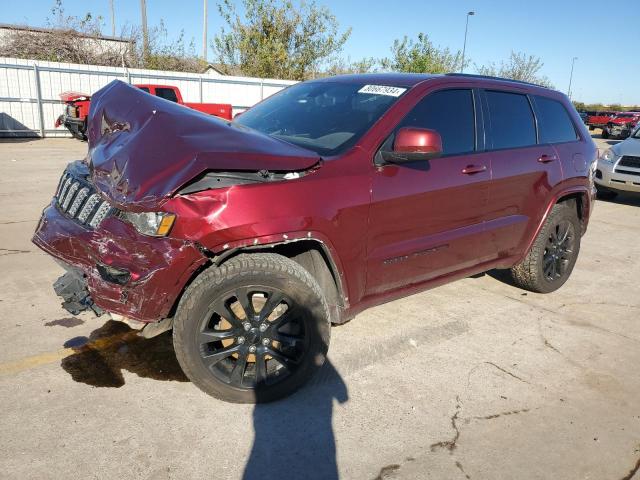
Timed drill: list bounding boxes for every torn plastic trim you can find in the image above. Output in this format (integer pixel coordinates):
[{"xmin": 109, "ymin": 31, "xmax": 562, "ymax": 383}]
[
  {"xmin": 177, "ymin": 161, "xmax": 322, "ymax": 195},
  {"xmin": 53, "ymin": 261, "xmax": 104, "ymax": 316}
]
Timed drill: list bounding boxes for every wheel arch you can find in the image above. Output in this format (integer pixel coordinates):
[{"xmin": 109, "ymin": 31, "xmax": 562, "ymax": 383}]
[
  {"xmin": 517, "ymin": 186, "xmax": 591, "ymax": 265},
  {"xmin": 213, "ymin": 238, "xmax": 347, "ymax": 324}
]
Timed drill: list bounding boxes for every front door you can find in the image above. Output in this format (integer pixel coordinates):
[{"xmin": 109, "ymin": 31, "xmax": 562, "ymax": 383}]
[{"xmin": 365, "ymin": 88, "xmax": 493, "ymax": 296}]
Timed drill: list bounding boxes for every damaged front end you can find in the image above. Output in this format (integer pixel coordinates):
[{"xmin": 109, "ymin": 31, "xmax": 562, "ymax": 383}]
[{"xmin": 33, "ymin": 80, "xmax": 320, "ymax": 327}]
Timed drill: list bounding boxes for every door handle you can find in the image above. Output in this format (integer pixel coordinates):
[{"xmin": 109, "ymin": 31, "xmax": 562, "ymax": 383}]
[
  {"xmin": 461, "ymin": 164, "xmax": 487, "ymax": 175},
  {"xmin": 537, "ymin": 154, "xmax": 558, "ymax": 163}
]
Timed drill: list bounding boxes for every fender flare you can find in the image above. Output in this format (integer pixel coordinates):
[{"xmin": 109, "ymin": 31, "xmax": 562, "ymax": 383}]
[{"xmin": 209, "ymin": 231, "xmax": 349, "ymax": 308}]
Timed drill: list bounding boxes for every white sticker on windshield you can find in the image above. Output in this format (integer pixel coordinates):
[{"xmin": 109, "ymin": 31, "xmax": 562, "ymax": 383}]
[{"xmin": 358, "ymin": 85, "xmax": 407, "ymax": 97}]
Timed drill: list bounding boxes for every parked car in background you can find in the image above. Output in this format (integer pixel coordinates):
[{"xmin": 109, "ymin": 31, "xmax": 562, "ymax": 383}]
[
  {"xmin": 34, "ymin": 74, "xmax": 596, "ymax": 402},
  {"xmin": 601, "ymin": 112, "xmax": 640, "ymax": 139},
  {"xmin": 595, "ymin": 125, "xmax": 640, "ymax": 198},
  {"xmin": 586, "ymin": 111, "xmax": 617, "ymax": 130},
  {"xmin": 578, "ymin": 111, "xmax": 588, "ymax": 124},
  {"xmin": 55, "ymin": 84, "xmax": 233, "ymax": 140}
]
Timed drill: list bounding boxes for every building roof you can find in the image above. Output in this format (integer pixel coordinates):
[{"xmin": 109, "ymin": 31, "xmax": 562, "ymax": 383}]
[{"xmin": 0, "ymin": 23, "xmax": 131, "ymax": 44}]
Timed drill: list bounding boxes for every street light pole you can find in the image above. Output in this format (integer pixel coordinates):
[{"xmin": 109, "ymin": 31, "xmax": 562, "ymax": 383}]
[
  {"xmin": 109, "ymin": 0, "xmax": 116, "ymax": 37},
  {"xmin": 460, "ymin": 11, "xmax": 475, "ymax": 73},
  {"xmin": 202, "ymin": 0, "xmax": 208, "ymax": 62},
  {"xmin": 140, "ymin": 0, "xmax": 149, "ymax": 66},
  {"xmin": 568, "ymin": 57, "xmax": 578, "ymax": 99}
]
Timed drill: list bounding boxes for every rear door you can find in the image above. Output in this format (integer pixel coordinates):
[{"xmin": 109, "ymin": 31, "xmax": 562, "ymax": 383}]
[
  {"xmin": 365, "ymin": 88, "xmax": 494, "ymax": 296},
  {"xmin": 482, "ymin": 89, "xmax": 563, "ymax": 259}
]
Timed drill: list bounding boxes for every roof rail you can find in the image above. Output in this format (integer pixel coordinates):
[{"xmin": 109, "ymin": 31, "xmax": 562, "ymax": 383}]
[{"xmin": 445, "ymin": 73, "xmax": 549, "ymax": 89}]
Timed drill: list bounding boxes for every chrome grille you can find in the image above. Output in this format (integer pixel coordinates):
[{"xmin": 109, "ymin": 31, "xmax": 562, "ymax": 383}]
[{"xmin": 54, "ymin": 171, "xmax": 114, "ymax": 228}]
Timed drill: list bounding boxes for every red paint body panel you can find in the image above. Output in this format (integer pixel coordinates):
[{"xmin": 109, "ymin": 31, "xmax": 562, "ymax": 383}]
[{"xmin": 35, "ymin": 76, "xmax": 596, "ymax": 324}]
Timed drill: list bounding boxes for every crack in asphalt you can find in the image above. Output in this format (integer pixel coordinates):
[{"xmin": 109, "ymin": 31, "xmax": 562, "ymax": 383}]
[
  {"xmin": 430, "ymin": 396, "xmax": 462, "ymax": 453},
  {"xmin": 455, "ymin": 461, "xmax": 471, "ymax": 479},
  {"xmin": 0, "ymin": 248, "xmax": 30, "ymax": 256},
  {"xmin": 371, "ymin": 464, "xmax": 400, "ymax": 480},
  {"xmin": 470, "ymin": 408, "xmax": 530, "ymax": 421},
  {"xmin": 619, "ymin": 446, "xmax": 640, "ymax": 480},
  {"xmin": 484, "ymin": 361, "xmax": 530, "ymax": 384}
]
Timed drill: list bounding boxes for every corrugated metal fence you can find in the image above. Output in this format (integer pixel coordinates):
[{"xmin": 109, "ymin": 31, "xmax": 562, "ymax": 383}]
[{"xmin": 0, "ymin": 57, "xmax": 296, "ymax": 137}]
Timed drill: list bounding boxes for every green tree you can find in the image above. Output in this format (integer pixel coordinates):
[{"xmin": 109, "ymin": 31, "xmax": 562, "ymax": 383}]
[
  {"xmin": 381, "ymin": 33, "xmax": 464, "ymax": 73},
  {"xmin": 212, "ymin": 0, "xmax": 351, "ymax": 80},
  {"xmin": 476, "ymin": 51, "xmax": 553, "ymax": 88}
]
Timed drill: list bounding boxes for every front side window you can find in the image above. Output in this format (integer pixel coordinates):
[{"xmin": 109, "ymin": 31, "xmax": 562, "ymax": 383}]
[
  {"xmin": 398, "ymin": 89, "xmax": 475, "ymax": 156},
  {"xmin": 486, "ymin": 90, "xmax": 536, "ymax": 149},
  {"xmin": 534, "ymin": 96, "xmax": 578, "ymax": 144},
  {"xmin": 234, "ymin": 81, "xmax": 407, "ymax": 156},
  {"xmin": 155, "ymin": 88, "xmax": 179, "ymax": 103}
]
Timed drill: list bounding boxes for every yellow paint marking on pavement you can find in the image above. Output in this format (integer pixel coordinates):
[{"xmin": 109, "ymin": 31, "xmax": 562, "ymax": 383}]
[{"xmin": 0, "ymin": 332, "xmax": 133, "ymax": 376}]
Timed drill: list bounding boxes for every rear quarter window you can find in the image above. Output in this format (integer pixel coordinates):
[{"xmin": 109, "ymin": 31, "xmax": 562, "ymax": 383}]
[
  {"xmin": 534, "ymin": 96, "xmax": 578, "ymax": 143},
  {"xmin": 485, "ymin": 90, "xmax": 536, "ymax": 150}
]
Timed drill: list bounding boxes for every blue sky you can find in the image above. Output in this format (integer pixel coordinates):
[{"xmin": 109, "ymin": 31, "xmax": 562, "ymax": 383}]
[{"xmin": 4, "ymin": 0, "xmax": 639, "ymax": 104}]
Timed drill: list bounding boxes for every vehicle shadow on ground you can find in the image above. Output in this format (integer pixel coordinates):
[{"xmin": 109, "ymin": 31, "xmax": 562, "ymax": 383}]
[
  {"xmin": 597, "ymin": 192, "xmax": 640, "ymax": 207},
  {"xmin": 61, "ymin": 319, "xmax": 188, "ymax": 387},
  {"xmin": 243, "ymin": 360, "xmax": 348, "ymax": 480}
]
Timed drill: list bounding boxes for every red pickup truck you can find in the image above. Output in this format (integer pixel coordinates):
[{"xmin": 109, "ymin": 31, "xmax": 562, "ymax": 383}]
[
  {"xmin": 601, "ymin": 112, "xmax": 640, "ymax": 139},
  {"xmin": 586, "ymin": 111, "xmax": 616, "ymax": 130},
  {"xmin": 55, "ymin": 84, "xmax": 233, "ymax": 140}
]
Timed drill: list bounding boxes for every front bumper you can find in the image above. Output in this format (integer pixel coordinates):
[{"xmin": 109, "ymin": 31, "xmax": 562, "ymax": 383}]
[
  {"xmin": 33, "ymin": 199, "xmax": 209, "ymax": 322},
  {"xmin": 595, "ymin": 158, "xmax": 640, "ymax": 193}
]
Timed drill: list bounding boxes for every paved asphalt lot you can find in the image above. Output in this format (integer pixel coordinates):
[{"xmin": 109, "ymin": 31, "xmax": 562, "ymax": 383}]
[{"xmin": 1, "ymin": 135, "xmax": 639, "ymax": 480}]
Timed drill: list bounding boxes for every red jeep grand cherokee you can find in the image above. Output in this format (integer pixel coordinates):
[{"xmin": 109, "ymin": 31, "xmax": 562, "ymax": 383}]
[{"xmin": 33, "ymin": 74, "xmax": 596, "ymax": 402}]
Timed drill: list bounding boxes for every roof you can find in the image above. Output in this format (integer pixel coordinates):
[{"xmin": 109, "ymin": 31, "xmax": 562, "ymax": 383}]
[
  {"xmin": 313, "ymin": 73, "xmax": 440, "ymax": 87},
  {"xmin": 313, "ymin": 72, "xmax": 552, "ymax": 90},
  {"xmin": 0, "ymin": 23, "xmax": 131, "ymax": 43}
]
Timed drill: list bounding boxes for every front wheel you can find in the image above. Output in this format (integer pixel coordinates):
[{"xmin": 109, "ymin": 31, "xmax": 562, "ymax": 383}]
[
  {"xmin": 510, "ymin": 202, "xmax": 581, "ymax": 293},
  {"xmin": 173, "ymin": 253, "xmax": 331, "ymax": 403}
]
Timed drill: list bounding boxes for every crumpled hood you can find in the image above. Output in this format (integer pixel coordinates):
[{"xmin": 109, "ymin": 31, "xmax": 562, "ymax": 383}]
[
  {"xmin": 87, "ymin": 80, "xmax": 320, "ymax": 209},
  {"xmin": 612, "ymin": 137, "xmax": 640, "ymax": 157}
]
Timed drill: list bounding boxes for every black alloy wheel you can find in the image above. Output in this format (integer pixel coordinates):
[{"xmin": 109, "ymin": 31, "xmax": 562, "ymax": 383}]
[
  {"xmin": 197, "ymin": 286, "xmax": 307, "ymax": 389},
  {"xmin": 542, "ymin": 219, "xmax": 576, "ymax": 282}
]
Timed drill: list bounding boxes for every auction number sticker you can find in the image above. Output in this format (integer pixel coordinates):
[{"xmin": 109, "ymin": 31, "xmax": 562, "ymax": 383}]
[{"xmin": 358, "ymin": 85, "xmax": 407, "ymax": 97}]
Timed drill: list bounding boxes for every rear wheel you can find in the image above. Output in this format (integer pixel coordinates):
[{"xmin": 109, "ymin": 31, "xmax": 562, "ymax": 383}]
[
  {"xmin": 510, "ymin": 202, "xmax": 581, "ymax": 293},
  {"xmin": 172, "ymin": 253, "xmax": 330, "ymax": 403},
  {"xmin": 601, "ymin": 128, "xmax": 609, "ymax": 139}
]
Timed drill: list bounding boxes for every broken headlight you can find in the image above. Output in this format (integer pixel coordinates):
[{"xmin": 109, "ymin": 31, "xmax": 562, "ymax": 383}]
[{"xmin": 119, "ymin": 211, "xmax": 176, "ymax": 237}]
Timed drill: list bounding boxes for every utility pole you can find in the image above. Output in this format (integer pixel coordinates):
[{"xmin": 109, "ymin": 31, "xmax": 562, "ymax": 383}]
[
  {"xmin": 202, "ymin": 0, "xmax": 208, "ymax": 62},
  {"xmin": 567, "ymin": 57, "xmax": 578, "ymax": 99},
  {"xmin": 109, "ymin": 0, "xmax": 116, "ymax": 37},
  {"xmin": 140, "ymin": 0, "xmax": 149, "ymax": 66},
  {"xmin": 460, "ymin": 11, "xmax": 475, "ymax": 73}
]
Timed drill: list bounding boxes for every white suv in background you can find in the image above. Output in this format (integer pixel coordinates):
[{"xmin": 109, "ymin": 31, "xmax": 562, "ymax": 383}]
[{"xmin": 596, "ymin": 125, "xmax": 640, "ymax": 199}]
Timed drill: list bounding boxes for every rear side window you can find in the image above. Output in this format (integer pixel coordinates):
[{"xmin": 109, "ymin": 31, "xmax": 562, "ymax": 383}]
[
  {"xmin": 400, "ymin": 89, "xmax": 475, "ymax": 155},
  {"xmin": 155, "ymin": 88, "xmax": 179, "ymax": 103},
  {"xmin": 534, "ymin": 96, "xmax": 578, "ymax": 143},
  {"xmin": 486, "ymin": 91, "xmax": 536, "ymax": 149},
  {"xmin": 137, "ymin": 87, "xmax": 150, "ymax": 93}
]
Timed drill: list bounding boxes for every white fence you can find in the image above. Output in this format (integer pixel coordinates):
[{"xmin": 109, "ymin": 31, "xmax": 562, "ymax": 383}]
[{"xmin": 0, "ymin": 57, "xmax": 296, "ymax": 137}]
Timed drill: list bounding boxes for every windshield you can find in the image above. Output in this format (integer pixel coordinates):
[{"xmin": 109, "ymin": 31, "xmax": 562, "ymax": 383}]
[
  {"xmin": 633, "ymin": 126, "xmax": 640, "ymax": 139},
  {"xmin": 234, "ymin": 81, "xmax": 407, "ymax": 155}
]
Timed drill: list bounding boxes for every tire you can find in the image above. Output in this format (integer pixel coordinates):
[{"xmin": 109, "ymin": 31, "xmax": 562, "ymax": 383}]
[
  {"xmin": 601, "ymin": 128, "xmax": 609, "ymax": 139},
  {"xmin": 510, "ymin": 202, "xmax": 581, "ymax": 294},
  {"xmin": 589, "ymin": 125, "xmax": 594, "ymax": 131},
  {"xmin": 596, "ymin": 184, "xmax": 618, "ymax": 200},
  {"xmin": 173, "ymin": 253, "xmax": 331, "ymax": 403}
]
